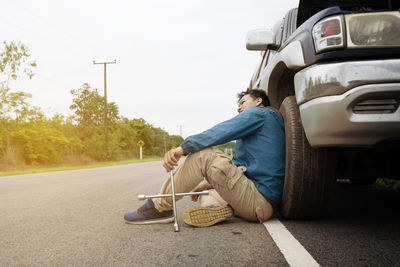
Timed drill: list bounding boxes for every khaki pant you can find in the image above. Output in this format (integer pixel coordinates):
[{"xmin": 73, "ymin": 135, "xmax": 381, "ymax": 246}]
[{"xmin": 153, "ymin": 147, "xmax": 274, "ymax": 223}]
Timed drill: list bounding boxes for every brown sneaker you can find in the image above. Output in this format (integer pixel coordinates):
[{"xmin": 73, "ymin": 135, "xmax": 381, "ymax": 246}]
[{"xmin": 183, "ymin": 206, "xmax": 233, "ymax": 227}]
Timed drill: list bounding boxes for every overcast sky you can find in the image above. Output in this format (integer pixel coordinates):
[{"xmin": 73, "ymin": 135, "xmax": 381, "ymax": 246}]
[{"xmin": 2, "ymin": 0, "xmax": 299, "ymax": 137}]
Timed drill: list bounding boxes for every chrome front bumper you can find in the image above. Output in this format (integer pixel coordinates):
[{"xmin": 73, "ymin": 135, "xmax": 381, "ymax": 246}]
[
  {"xmin": 294, "ymin": 60, "xmax": 400, "ymax": 147},
  {"xmin": 294, "ymin": 59, "xmax": 400, "ymax": 105}
]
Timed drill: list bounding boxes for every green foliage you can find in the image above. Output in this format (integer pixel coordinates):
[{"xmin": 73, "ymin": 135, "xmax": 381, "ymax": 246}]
[
  {"xmin": 0, "ymin": 42, "xmax": 184, "ymax": 171},
  {"xmin": 214, "ymin": 141, "xmax": 235, "ymax": 154},
  {"xmin": 375, "ymin": 178, "xmax": 400, "ymax": 191},
  {"xmin": 70, "ymin": 83, "xmax": 118, "ymax": 127},
  {"xmin": 0, "ymin": 107, "xmax": 182, "ymax": 170},
  {"xmin": 0, "ymin": 41, "xmax": 36, "ymax": 80},
  {"xmin": 1, "ymin": 112, "xmax": 83, "ymax": 168},
  {"xmin": 0, "ymin": 41, "xmax": 36, "ymax": 119}
]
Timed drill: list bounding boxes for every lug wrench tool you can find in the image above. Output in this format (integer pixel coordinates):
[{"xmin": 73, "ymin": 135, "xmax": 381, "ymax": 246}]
[{"xmin": 138, "ymin": 171, "xmax": 209, "ymax": 232}]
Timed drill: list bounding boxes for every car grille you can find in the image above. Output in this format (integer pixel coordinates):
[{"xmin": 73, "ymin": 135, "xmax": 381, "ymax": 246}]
[{"xmin": 353, "ymin": 98, "xmax": 400, "ymax": 114}]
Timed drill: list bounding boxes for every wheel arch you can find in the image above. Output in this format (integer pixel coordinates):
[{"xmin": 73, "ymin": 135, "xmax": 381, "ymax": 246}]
[{"xmin": 267, "ymin": 62, "xmax": 296, "ymax": 109}]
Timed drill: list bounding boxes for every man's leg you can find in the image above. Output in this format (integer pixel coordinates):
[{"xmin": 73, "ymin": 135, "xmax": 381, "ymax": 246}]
[
  {"xmin": 152, "ymin": 150, "xmax": 213, "ymax": 212},
  {"xmin": 124, "ymin": 148, "xmax": 209, "ymax": 225},
  {"xmin": 153, "ymin": 147, "xmax": 274, "ymax": 224},
  {"xmin": 199, "ymin": 189, "xmax": 228, "ymax": 208}
]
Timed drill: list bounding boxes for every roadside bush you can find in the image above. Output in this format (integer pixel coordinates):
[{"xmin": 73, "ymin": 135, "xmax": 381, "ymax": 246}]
[{"xmin": 375, "ymin": 178, "xmax": 400, "ymax": 191}]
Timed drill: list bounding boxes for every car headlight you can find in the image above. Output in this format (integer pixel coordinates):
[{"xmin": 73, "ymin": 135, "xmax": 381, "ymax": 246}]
[
  {"xmin": 345, "ymin": 11, "xmax": 400, "ymax": 48},
  {"xmin": 312, "ymin": 15, "xmax": 344, "ymax": 53}
]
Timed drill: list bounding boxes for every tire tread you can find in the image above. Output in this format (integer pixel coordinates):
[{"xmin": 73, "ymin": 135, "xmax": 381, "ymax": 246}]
[{"xmin": 279, "ymin": 96, "xmax": 332, "ymax": 219}]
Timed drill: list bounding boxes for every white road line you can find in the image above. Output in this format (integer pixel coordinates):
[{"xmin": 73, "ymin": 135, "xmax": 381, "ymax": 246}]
[{"xmin": 263, "ymin": 218, "xmax": 320, "ymax": 267}]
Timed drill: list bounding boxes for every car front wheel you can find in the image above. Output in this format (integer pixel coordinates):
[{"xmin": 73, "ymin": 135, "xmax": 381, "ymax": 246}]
[{"xmin": 279, "ymin": 96, "xmax": 333, "ymax": 219}]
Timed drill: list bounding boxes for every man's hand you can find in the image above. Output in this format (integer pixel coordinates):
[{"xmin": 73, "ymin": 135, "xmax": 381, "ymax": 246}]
[
  {"xmin": 190, "ymin": 180, "xmax": 212, "ymax": 202},
  {"xmin": 163, "ymin": 147, "xmax": 185, "ymax": 172}
]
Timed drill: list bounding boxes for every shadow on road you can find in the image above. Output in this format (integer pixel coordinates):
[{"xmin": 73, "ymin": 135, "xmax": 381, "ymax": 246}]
[
  {"xmin": 324, "ymin": 182, "xmax": 400, "ymax": 222},
  {"xmin": 281, "ymin": 182, "xmax": 400, "ymax": 267}
]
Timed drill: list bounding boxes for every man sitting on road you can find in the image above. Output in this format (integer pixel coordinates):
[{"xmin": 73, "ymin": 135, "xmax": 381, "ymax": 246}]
[{"xmin": 124, "ymin": 89, "xmax": 285, "ymax": 227}]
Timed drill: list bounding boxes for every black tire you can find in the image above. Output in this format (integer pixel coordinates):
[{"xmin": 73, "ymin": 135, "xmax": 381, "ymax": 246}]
[{"xmin": 279, "ymin": 96, "xmax": 333, "ymax": 219}]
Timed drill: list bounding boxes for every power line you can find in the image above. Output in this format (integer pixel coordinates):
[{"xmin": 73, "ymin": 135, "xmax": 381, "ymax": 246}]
[
  {"xmin": 10, "ymin": 0, "xmax": 75, "ymax": 39},
  {"xmin": 4, "ymin": 0, "xmax": 97, "ymax": 61}
]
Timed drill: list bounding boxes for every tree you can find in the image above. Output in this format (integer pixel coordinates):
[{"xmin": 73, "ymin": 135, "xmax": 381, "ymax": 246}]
[
  {"xmin": 0, "ymin": 41, "xmax": 36, "ymax": 119},
  {"xmin": 70, "ymin": 83, "xmax": 119, "ymax": 160},
  {"xmin": 70, "ymin": 83, "xmax": 118, "ymax": 138},
  {"xmin": 129, "ymin": 118, "xmax": 154, "ymax": 156},
  {"xmin": 0, "ymin": 41, "xmax": 37, "ymax": 169},
  {"xmin": 70, "ymin": 83, "xmax": 118, "ymax": 126},
  {"xmin": 167, "ymin": 135, "xmax": 184, "ymax": 150}
]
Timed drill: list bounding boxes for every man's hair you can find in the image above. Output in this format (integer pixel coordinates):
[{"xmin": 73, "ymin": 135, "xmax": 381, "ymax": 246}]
[{"xmin": 237, "ymin": 89, "xmax": 270, "ymax": 107}]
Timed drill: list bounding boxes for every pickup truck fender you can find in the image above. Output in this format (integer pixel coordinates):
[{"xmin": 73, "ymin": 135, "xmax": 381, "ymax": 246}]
[
  {"xmin": 257, "ymin": 40, "xmax": 306, "ymax": 108},
  {"xmin": 280, "ymin": 41, "xmax": 305, "ymax": 69}
]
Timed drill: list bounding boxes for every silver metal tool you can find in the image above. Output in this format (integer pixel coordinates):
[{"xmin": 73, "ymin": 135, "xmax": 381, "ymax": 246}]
[
  {"xmin": 138, "ymin": 191, "xmax": 209, "ymax": 201},
  {"xmin": 138, "ymin": 171, "xmax": 209, "ymax": 232}
]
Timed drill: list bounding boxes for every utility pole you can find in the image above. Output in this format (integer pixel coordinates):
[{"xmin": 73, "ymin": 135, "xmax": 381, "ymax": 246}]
[
  {"xmin": 177, "ymin": 125, "xmax": 183, "ymax": 137},
  {"xmin": 162, "ymin": 127, "xmax": 167, "ymax": 154},
  {"xmin": 93, "ymin": 59, "xmax": 116, "ymax": 159}
]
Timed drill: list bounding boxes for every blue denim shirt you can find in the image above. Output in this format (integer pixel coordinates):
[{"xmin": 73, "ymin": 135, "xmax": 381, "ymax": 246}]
[{"xmin": 180, "ymin": 107, "xmax": 285, "ymax": 204}]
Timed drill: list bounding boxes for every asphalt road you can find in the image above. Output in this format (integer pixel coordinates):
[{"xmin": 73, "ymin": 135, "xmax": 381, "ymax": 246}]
[
  {"xmin": 0, "ymin": 162, "xmax": 286, "ymax": 266},
  {"xmin": 1, "ymin": 161, "xmax": 399, "ymax": 266}
]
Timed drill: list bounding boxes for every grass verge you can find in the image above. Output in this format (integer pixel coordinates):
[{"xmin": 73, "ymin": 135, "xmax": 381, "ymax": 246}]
[
  {"xmin": 0, "ymin": 157, "xmax": 162, "ymax": 177},
  {"xmin": 375, "ymin": 178, "xmax": 400, "ymax": 191}
]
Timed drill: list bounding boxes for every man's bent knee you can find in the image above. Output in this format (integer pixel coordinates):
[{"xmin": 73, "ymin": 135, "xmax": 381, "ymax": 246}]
[
  {"xmin": 189, "ymin": 147, "xmax": 221, "ymax": 158},
  {"xmin": 185, "ymin": 147, "xmax": 225, "ymax": 168}
]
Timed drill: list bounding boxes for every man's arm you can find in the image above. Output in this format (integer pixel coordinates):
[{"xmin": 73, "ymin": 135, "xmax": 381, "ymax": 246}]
[
  {"xmin": 180, "ymin": 107, "xmax": 266, "ymax": 154},
  {"xmin": 162, "ymin": 107, "xmax": 266, "ymax": 172},
  {"xmin": 190, "ymin": 180, "xmax": 212, "ymax": 202},
  {"xmin": 163, "ymin": 146, "xmax": 185, "ymax": 172}
]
